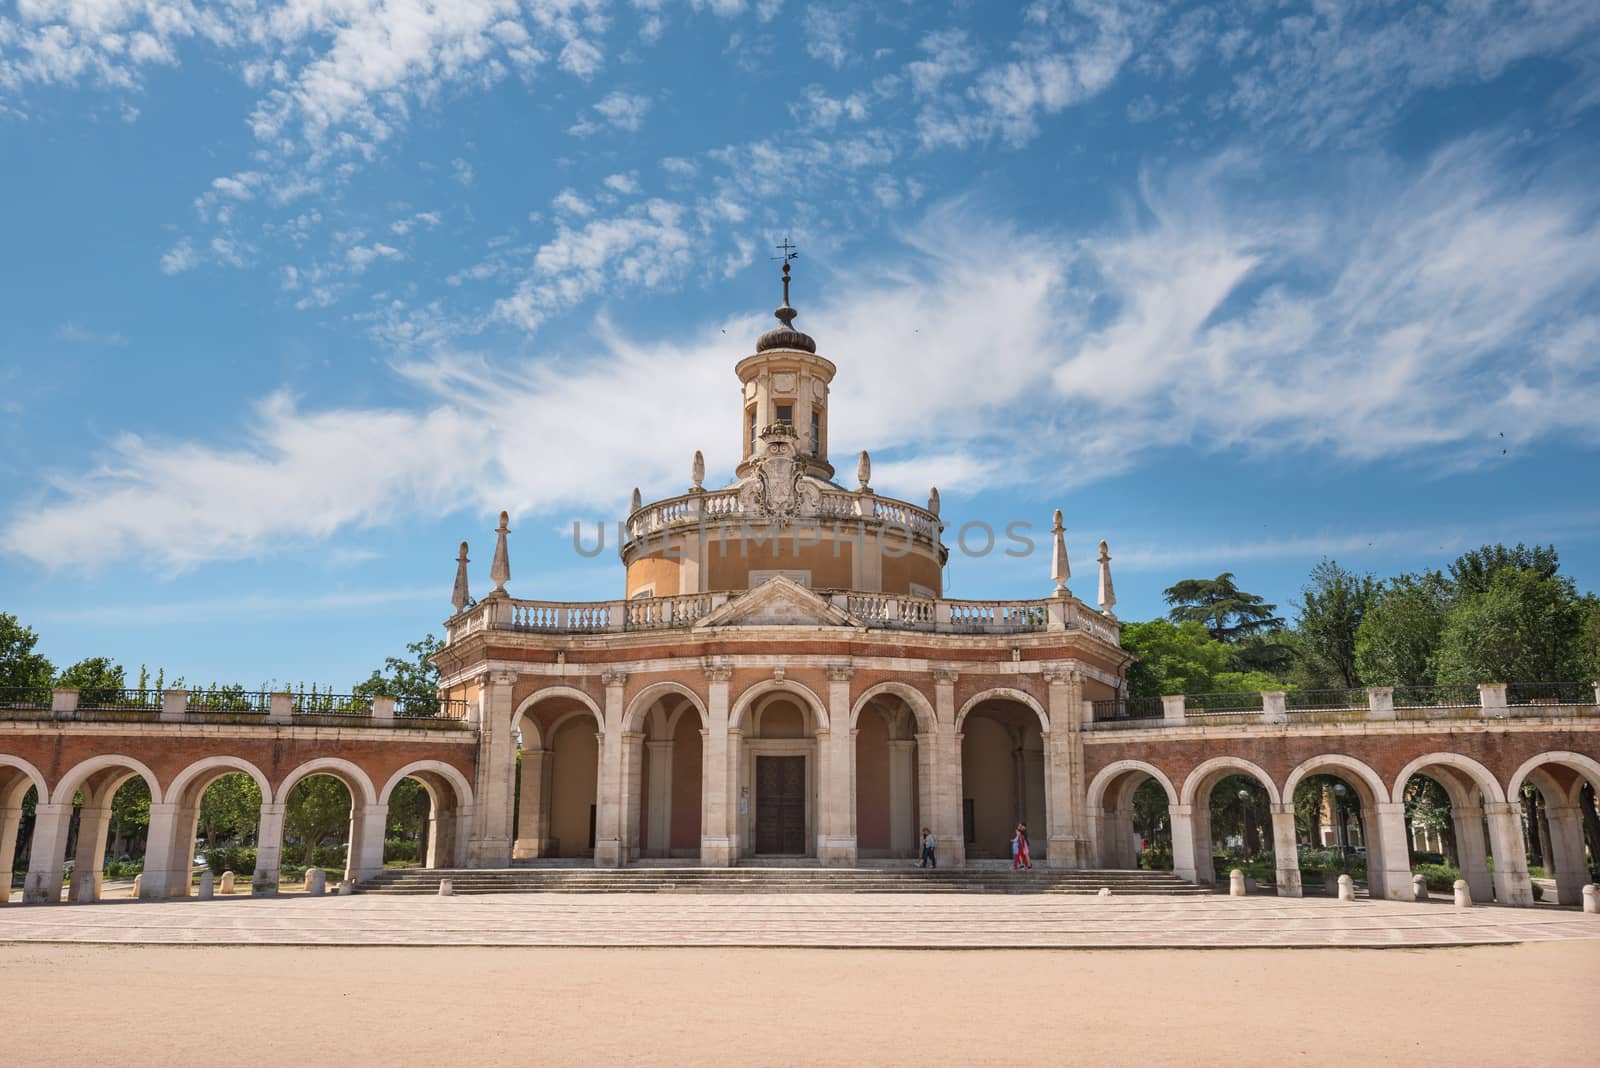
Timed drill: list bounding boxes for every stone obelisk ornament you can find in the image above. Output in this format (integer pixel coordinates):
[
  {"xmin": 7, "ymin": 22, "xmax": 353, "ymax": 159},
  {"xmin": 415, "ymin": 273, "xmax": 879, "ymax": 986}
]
[
  {"xmin": 1097, "ymin": 539, "xmax": 1116, "ymax": 617},
  {"xmin": 928, "ymin": 486, "xmax": 940, "ymax": 517},
  {"xmin": 631, "ymin": 487, "xmax": 643, "ymax": 513},
  {"xmin": 451, "ymin": 541, "xmax": 471, "ymax": 612},
  {"xmin": 692, "ymin": 450, "xmax": 705, "ymax": 492},
  {"xmin": 857, "ymin": 450, "xmax": 871, "ymax": 491},
  {"xmin": 489, "ymin": 511, "xmax": 511, "ymax": 596},
  {"xmin": 1051, "ymin": 508, "xmax": 1071, "ymax": 596}
]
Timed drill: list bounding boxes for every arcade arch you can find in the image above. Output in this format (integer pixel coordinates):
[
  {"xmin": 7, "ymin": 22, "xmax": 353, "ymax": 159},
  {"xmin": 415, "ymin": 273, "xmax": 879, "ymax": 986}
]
[
  {"xmin": 959, "ymin": 695, "xmax": 1048, "ymax": 861},
  {"xmin": 513, "ymin": 690, "xmax": 605, "ymax": 861}
]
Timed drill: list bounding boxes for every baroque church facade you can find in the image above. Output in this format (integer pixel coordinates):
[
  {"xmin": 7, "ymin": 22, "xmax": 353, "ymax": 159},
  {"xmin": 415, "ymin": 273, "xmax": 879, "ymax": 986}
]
[{"xmin": 438, "ymin": 263, "xmax": 1130, "ymax": 870}]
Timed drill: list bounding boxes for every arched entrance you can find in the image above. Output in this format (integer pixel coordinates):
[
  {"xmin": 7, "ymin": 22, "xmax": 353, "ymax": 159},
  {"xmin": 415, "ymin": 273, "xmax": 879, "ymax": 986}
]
[
  {"xmin": 732, "ymin": 684, "xmax": 827, "ymax": 860},
  {"xmin": 380, "ymin": 761, "xmax": 474, "ymax": 870},
  {"xmin": 1506, "ymin": 752, "xmax": 1600, "ymax": 906},
  {"xmin": 265, "ymin": 758, "xmax": 380, "ymax": 889},
  {"xmin": 958, "ymin": 694, "xmax": 1048, "ymax": 862},
  {"xmin": 26, "ymin": 755, "xmax": 162, "ymax": 903},
  {"xmin": 623, "ymin": 684, "xmax": 705, "ymax": 863},
  {"xmin": 1283, "ymin": 756, "xmax": 1391, "ymax": 899},
  {"xmin": 513, "ymin": 689, "xmax": 604, "ymax": 861},
  {"xmin": 1087, "ymin": 761, "xmax": 1177, "ymax": 871},
  {"xmin": 159, "ymin": 757, "xmax": 270, "ymax": 898},
  {"xmin": 1391, "ymin": 753, "xmax": 1529, "ymax": 905},
  {"xmin": 1, "ymin": 757, "xmax": 47, "ymax": 904},
  {"xmin": 1179, "ymin": 758, "xmax": 1282, "ymax": 889}
]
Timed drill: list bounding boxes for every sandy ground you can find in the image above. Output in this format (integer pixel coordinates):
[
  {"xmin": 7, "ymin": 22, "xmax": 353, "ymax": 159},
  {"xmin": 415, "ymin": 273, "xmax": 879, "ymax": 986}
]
[{"xmin": 3, "ymin": 941, "xmax": 1595, "ymax": 1065}]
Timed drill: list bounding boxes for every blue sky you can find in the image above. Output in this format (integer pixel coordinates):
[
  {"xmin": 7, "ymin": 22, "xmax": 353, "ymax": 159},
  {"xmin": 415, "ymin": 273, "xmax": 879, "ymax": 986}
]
[{"xmin": 2, "ymin": 0, "xmax": 1598, "ymax": 687}]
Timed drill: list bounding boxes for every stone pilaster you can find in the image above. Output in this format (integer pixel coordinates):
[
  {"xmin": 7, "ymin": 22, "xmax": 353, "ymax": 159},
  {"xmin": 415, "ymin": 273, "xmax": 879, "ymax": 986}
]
[
  {"xmin": 819, "ymin": 664, "xmax": 857, "ymax": 865},
  {"xmin": 593, "ymin": 670, "xmax": 628, "ymax": 867},
  {"xmin": 252, "ymin": 803, "xmax": 285, "ymax": 896},
  {"xmin": 1269, "ymin": 804, "xmax": 1302, "ymax": 897},
  {"xmin": 1169, "ymin": 804, "xmax": 1201, "ymax": 885},
  {"xmin": 646, "ymin": 740, "xmax": 674, "ymax": 856},
  {"xmin": 513, "ymin": 747, "xmax": 548, "ymax": 860},
  {"xmin": 69, "ymin": 803, "xmax": 113, "ymax": 901},
  {"xmin": 467, "ymin": 670, "xmax": 518, "ymax": 867},
  {"xmin": 352, "ymin": 803, "xmax": 389, "ymax": 882},
  {"xmin": 139, "ymin": 802, "xmax": 181, "ymax": 899},
  {"xmin": 700, "ymin": 663, "xmax": 735, "ymax": 866},
  {"xmin": 888, "ymin": 739, "xmax": 916, "ymax": 854},
  {"xmin": 1043, "ymin": 667, "xmax": 1087, "ymax": 868},
  {"xmin": 932, "ymin": 668, "xmax": 965, "ymax": 867},
  {"xmin": 1543, "ymin": 804, "xmax": 1590, "ymax": 905},
  {"xmin": 1372, "ymin": 802, "xmax": 1415, "ymax": 901},
  {"xmin": 1483, "ymin": 801, "xmax": 1535, "ymax": 904}
]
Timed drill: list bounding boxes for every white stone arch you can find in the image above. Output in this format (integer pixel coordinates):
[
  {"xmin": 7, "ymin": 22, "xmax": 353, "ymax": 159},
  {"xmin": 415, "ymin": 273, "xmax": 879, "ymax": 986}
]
[
  {"xmin": 1282, "ymin": 754, "xmax": 1390, "ymax": 806},
  {"xmin": 730, "ymin": 678, "xmax": 830, "ymax": 733},
  {"xmin": 0, "ymin": 754, "xmax": 49, "ymax": 805},
  {"xmin": 512, "ymin": 685, "xmax": 605, "ymax": 742},
  {"xmin": 379, "ymin": 760, "xmax": 475, "ymax": 809},
  {"xmin": 1087, "ymin": 759, "xmax": 1179, "ymax": 810},
  {"xmin": 273, "ymin": 757, "xmax": 378, "ymax": 807},
  {"xmin": 55, "ymin": 754, "xmax": 165, "ymax": 805},
  {"xmin": 1180, "ymin": 756, "xmax": 1282, "ymax": 807},
  {"xmin": 1505, "ymin": 750, "xmax": 1600, "ymax": 802},
  {"xmin": 955, "ymin": 687, "xmax": 1049, "ymax": 735},
  {"xmin": 624, "ymin": 681, "xmax": 708, "ymax": 735},
  {"xmin": 850, "ymin": 681, "xmax": 937, "ymax": 734},
  {"xmin": 165, "ymin": 755, "xmax": 272, "ymax": 807},
  {"xmin": 1389, "ymin": 752, "xmax": 1506, "ymax": 806}
]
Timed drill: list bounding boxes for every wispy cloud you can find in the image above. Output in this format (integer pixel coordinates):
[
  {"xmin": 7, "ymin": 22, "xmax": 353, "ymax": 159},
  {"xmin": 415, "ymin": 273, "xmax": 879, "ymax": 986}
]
[{"xmin": 55, "ymin": 322, "xmax": 127, "ymax": 347}]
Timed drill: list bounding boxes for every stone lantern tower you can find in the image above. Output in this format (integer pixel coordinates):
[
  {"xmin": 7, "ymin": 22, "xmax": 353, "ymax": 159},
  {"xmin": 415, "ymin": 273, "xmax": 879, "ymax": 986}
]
[{"xmin": 734, "ymin": 259, "xmax": 837, "ymax": 481}]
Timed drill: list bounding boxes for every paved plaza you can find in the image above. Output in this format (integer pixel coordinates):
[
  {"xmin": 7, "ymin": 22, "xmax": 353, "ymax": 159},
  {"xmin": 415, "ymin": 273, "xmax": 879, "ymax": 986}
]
[{"xmin": 4, "ymin": 891, "xmax": 1598, "ymax": 948}]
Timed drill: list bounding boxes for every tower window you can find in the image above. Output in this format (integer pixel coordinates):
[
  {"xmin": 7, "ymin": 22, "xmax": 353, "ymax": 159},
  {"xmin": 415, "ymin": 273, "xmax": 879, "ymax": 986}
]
[
  {"xmin": 811, "ymin": 409, "xmax": 821, "ymax": 454},
  {"xmin": 775, "ymin": 403, "xmax": 793, "ymax": 427},
  {"xmin": 748, "ymin": 407, "xmax": 757, "ymax": 454}
]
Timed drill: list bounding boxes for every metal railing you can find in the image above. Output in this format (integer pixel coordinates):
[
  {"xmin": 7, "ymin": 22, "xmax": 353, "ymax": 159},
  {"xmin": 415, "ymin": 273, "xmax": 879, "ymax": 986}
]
[
  {"xmin": 291, "ymin": 692, "xmax": 372, "ymax": 718},
  {"xmin": 186, "ymin": 688, "xmax": 271, "ymax": 714},
  {"xmin": 1285, "ymin": 689, "xmax": 1370, "ymax": 712},
  {"xmin": 0, "ymin": 685, "xmax": 52, "ymax": 710},
  {"xmin": 395, "ymin": 696, "xmax": 471, "ymax": 722},
  {"xmin": 1507, "ymin": 681, "xmax": 1595, "ymax": 705},
  {"xmin": 1392, "ymin": 684, "xmax": 1480, "ymax": 710},
  {"xmin": 1091, "ymin": 696, "xmax": 1165, "ymax": 723},
  {"xmin": 77, "ymin": 688, "xmax": 162, "ymax": 712},
  {"xmin": 1183, "ymin": 691, "xmax": 1265, "ymax": 715}
]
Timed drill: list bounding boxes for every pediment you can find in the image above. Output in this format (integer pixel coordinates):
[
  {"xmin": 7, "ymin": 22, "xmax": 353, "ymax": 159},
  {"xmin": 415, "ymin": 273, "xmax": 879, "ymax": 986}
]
[{"xmin": 695, "ymin": 576, "xmax": 863, "ymax": 629}]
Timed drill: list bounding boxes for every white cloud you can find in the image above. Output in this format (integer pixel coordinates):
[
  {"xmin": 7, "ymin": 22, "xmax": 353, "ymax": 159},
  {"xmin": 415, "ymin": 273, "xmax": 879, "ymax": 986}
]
[
  {"xmin": 55, "ymin": 322, "xmax": 127, "ymax": 347},
  {"xmin": 603, "ymin": 172, "xmax": 640, "ymax": 195},
  {"xmin": 789, "ymin": 85, "xmax": 868, "ymax": 129},
  {"xmin": 160, "ymin": 238, "xmax": 198, "ymax": 274},
  {"xmin": 802, "ymin": 3, "xmax": 855, "ymax": 69},
  {"xmin": 452, "ymin": 158, "xmax": 475, "ymax": 187}
]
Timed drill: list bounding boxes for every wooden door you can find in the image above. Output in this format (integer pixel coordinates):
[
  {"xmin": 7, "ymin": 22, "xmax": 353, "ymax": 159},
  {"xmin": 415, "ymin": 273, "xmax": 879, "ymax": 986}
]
[{"xmin": 756, "ymin": 756, "xmax": 807, "ymax": 855}]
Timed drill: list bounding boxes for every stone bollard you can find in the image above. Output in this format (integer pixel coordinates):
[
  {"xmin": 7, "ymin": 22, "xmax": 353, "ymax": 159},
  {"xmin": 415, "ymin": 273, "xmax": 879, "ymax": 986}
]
[
  {"xmin": 1412, "ymin": 874, "xmax": 1429, "ymax": 902},
  {"xmin": 1337, "ymin": 874, "xmax": 1355, "ymax": 902},
  {"xmin": 439, "ymin": 878, "xmax": 454, "ymax": 896},
  {"xmin": 131, "ymin": 874, "xmax": 143, "ymax": 900},
  {"xmin": 1096, "ymin": 887, "xmax": 1111, "ymax": 899},
  {"xmin": 338, "ymin": 879, "xmax": 354, "ymax": 896},
  {"xmin": 1324, "ymin": 872, "xmax": 1340, "ymax": 896},
  {"xmin": 197, "ymin": 871, "xmax": 215, "ymax": 899},
  {"xmin": 1229, "ymin": 868, "xmax": 1246, "ymax": 897},
  {"xmin": 307, "ymin": 868, "xmax": 326, "ymax": 897},
  {"xmin": 75, "ymin": 877, "xmax": 96, "ymax": 904},
  {"xmin": 220, "ymin": 871, "xmax": 235, "ymax": 895},
  {"xmin": 1584, "ymin": 884, "xmax": 1599, "ymax": 915},
  {"xmin": 1453, "ymin": 879, "xmax": 1472, "ymax": 909}
]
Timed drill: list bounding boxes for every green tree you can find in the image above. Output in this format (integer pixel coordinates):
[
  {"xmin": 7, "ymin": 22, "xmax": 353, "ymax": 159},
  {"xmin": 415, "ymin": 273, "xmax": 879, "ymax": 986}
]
[
  {"xmin": 55, "ymin": 657, "xmax": 126, "ymax": 706},
  {"xmin": 1448, "ymin": 543, "xmax": 1560, "ymax": 597},
  {"xmin": 197, "ymin": 773, "xmax": 262, "ymax": 848},
  {"xmin": 1120, "ymin": 620, "xmax": 1281, "ymax": 699},
  {"xmin": 1354, "ymin": 571, "xmax": 1449, "ymax": 686},
  {"xmin": 284, "ymin": 776, "xmax": 352, "ymax": 867},
  {"xmin": 1294, "ymin": 559, "xmax": 1377, "ymax": 688},
  {"xmin": 0, "ymin": 612, "xmax": 54, "ymax": 690},
  {"xmin": 1163, "ymin": 573, "xmax": 1284, "ymax": 642},
  {"xmin": 1435, "ymin": 568, "xmax": 1586, "ymax": 686},
  {"xmin": 107, "ymin": 777, "xmax": 151, "ymax": 859},
  {"xmin": 353, "ymin": 634, "xmax": 442, "ymax": 706}
]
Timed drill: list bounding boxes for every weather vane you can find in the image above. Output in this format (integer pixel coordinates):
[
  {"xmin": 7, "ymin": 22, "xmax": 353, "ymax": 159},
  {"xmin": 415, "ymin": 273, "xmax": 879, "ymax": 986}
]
[
  {"xmin": 773, "ymin": 235, "xmax": 799, "ymax": 265},
  {"xmin": 772, "ymin": 235, "xmax": 799, "ymax": 316}
]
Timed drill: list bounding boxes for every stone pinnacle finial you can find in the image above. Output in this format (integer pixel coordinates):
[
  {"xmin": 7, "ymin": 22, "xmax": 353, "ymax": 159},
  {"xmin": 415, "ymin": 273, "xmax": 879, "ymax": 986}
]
[
  {"xmin": 1051, "ymin": 508, "xmax": 1071, "ymax": 596},
  {"xmin": 630, "ymin": 487, "xmax": 642, "ymax": 512},
  {"xmin": 928, "ymin": 486, "xmax": 940, "ymax": 516},
  {"xmin": 857, "ymin": 450, "xmax": 871, "ymax": 491},
  {"xmin": 692, "ymin": 450, "xmax": 705, "ymax": 491},
  {"xmin": 451, "ymin": 540, "xmax": 471, "ymax": 613},
  {"xmin": 1097, "ymin": 539, "xmax": 1116, "ymax": 616},
  {"xmin": 489, "ymin": 512, "xmax": 511, "ymax": 595},
  {"xmin": 774, "ymin": 236, "xmax": 799, "ymax": 328}
]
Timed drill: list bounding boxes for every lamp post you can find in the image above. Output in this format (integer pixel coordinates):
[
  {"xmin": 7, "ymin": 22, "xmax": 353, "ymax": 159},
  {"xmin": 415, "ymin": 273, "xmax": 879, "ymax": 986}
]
[
  {"xmin": 1237, "ymin": 787, "xmax": 1250, "ymax": 859},
  {"xmin": 1333, "ymin": 782, "xmax": 1349, "ymax": 861}
]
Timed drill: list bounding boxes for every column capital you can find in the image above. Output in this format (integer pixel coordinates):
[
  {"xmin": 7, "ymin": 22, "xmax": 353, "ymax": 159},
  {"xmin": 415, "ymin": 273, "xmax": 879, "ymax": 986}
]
[
  {"xmin": 488, "ymin": 669, "xmax": 518, "ymax": 687},
  {"xmin": 601, "ymin": 669, "xmax": 629, "ymax": 689},
  {"xmin": 933, "ymin": 667, "xmax": 959, "ymax": 685},
  {"xmin": 702, "ymin": 660, "xmax": 734, "ymax": 683},
  {"xmin": 825, "ymin": 663, "xmax": 855, "ymax": 682},
  {"xmin": 1042, "ymin": 663, "xmax": 1080, "ymax": 686}
]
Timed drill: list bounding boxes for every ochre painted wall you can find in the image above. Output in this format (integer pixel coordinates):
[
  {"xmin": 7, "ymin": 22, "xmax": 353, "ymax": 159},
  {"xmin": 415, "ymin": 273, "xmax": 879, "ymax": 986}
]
[
  {"xmin": 706, "ymin": 537, "xmax": 855, "ymax": 591},
  {"xmin": 626, "ymin": 554, "xmax": 683, "ymax": 598},
  {"xmin": 670, "ymin": 714, "xmax": 703, "ymax": 851},
  {"xmin": 855, "ymin": 709, "xmax": 891, "ymax": 850},
  {"xmin": 549, "ymin": 719, "xmax": 597, "ymax": 858}
]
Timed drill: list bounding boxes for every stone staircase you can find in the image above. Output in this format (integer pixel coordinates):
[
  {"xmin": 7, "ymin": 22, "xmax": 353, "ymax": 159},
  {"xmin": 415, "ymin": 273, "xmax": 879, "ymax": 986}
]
[{"xmin": 360, "ymin": 866, "xmax": 1208, "ymax": 896}]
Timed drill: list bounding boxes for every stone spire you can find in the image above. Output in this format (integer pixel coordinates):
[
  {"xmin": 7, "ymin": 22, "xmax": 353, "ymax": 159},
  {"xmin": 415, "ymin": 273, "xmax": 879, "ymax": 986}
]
[
  {"xmin": 857, "ymin": 450, "xmax": 871, "ymax": 491},
  {"xmin": 691, "ymin": 450, "xmax": 705, "ymax": 492},
  {"xmin": 1097, "ymin": 539, "xmax": 1116, "ymax": 616},
  {"xmin": 928, "ymin": 486, "xmax": 940, "ymax": 517},
  {"xmin": 630, "ymin": 487, "xmax": 642, "ymax": 512},
  {"xmin": 1050, "ymin": 508, "xmax": 1071, "ymax": 596},
  {"xmin": 755, "ymin": 240, "xmax": 815, "ymax": 354},
  {"xmin": 451, "ymin": 541, "xmax": 471, "ymax": 613},
  {"xmin": 489, "ymin": 511, "xmax": 511, "ymax": 596}
]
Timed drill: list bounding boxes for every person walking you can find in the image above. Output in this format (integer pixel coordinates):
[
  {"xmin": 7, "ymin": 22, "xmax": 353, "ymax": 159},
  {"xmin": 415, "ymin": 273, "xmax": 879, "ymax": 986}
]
[
  {"xmin": 920, "ymin": 827, "xmax": 936, "ymax": 869},
  {"xmin": 1011, "ymin": 824, "xmax": 1023, "ymax": 870},
  {"xmin": 1013, "ymin": 823, "xmax": 1033, "ymax": 870}
]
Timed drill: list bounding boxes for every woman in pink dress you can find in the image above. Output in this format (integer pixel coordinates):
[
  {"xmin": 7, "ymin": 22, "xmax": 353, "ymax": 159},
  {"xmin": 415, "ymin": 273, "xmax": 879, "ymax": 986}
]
[{"xmin": 1015, "ymin": 823, "xmax": 1032, "ymax": 869}]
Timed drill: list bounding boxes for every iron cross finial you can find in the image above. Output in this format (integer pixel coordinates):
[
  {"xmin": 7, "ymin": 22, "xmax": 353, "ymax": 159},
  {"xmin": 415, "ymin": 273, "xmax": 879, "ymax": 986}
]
[{"xmin": 773, "ymin": 235, "xmax": 799, "ymax": 265}]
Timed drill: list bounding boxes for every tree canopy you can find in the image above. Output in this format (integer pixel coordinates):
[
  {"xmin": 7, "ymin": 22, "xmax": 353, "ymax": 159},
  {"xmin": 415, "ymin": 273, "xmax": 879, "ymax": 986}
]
[{"xmin": 1163, "ymin": 573, "xmax": 1285, "ymax": 642}]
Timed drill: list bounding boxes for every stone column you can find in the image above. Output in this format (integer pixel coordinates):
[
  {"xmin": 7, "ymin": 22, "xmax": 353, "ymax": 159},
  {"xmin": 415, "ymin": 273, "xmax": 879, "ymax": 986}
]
[
  {"xmin": 1044, "ymin": 668, "xmax": 1086, "ymax": 868},
  {"xmin": 1452, "ymin": 805, "xmax": 1493, "ymax": 903},
  {"xmin": 820, "ymin": 665, "xmax": 857, "ymax": 866},
  {"xmin": 591, "ymin": 671, "xmax": 627, "ymax": 867},
  {"xmin": 513, "ymin": 747, "xmax": 547, "ymax": 860},
  {"xmin": 888, "ymin": 740, "xmax": 916, "ymax": 855},
  {"xmin": 139, "ymin": 803, "xmax": 181, "ymax": 899},
  {"xmin": 1190, "ymin": 803, "xmax": 1217, "ymax": 885},
  {"xmin": 23, "ymin": 803, "xmax": 71, "ymax": 903},
  {"xmin": 467, "ymin": 670, "xmax": 518, "ymax": 867},
  {"xmin": 646, "ymin": 740, "xmax": 674, "ymax": 857},
  {"xmin": 932, "ymin": 669, "xmax": 965, "ymax": 868},
  {"xmin": 1269, "ymin": 804, "xmax": 1302, "ymax": 897},
  {"xmin": 1543, "ymin": 804, "xmax": 1590, "ymax": 906},
  {"xmin": 253, "ymin": 803, "xmax": 285, "ymax": 895},
  {"xmin": 619, "ymin": 729, "xmax": 646, "ymax": 863},
  {"xmin": 1169, "ymin": 804, "xmax": 1201, "ymax": 884},
  {"xmin": 0, "ymin": 805, "xmax": 21, "ymax": 903},
  {"xmin": 700, "ymin": 665, "xmax": 735, "ymax": 866},
  {"xmin": 69, "ymin": 803, "xmax": 113, "ymax": 902},
  {"xmin": 1372, "ymin": 802, "xmax": 1415, "ymax": 901},
  {"xmin": 1484, "ymin": 801, "xmax": 1535, "ymax": 904},
  {"xmin": 352, "ymin": 803, "xmax": 388, "ymax": 882}
]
